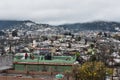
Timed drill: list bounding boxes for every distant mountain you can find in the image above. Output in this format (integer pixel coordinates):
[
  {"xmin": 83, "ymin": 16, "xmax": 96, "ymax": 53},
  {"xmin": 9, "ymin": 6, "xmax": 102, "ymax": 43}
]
[
  {"xmin": 0, "ymin": 20, "xmax": 55, "ymax": 30},
  {"xmin": 58, "ymin": 21, "xmax": 120, "ymax": 32},
  {"xmin": 0, "ymin": 20, "xmax": 32, "ymax": 29},
  {"xmin": 0, "ymin": 20, "xmax": 120, "ymax": 32},
  {"xmin": 0, "ymin": 20, "xmax": 64, "ymax": 35}
]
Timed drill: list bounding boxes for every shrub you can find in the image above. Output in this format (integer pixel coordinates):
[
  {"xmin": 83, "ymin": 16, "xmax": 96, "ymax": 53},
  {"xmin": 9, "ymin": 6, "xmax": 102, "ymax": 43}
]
[{"xmin": 72, "ymin": 61, "xmax": 113, "ymax": 80}]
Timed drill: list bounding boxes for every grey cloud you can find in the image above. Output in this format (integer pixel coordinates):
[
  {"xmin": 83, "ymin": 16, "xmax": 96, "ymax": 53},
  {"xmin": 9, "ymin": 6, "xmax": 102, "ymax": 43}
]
[{"xmin": 0, "ymin": 0, "xmax": 120, "ymax": 25}]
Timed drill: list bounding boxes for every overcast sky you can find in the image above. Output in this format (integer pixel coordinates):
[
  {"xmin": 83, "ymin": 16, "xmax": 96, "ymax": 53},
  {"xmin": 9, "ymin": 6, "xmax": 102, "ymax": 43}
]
[{"xmin": 0, "ymin": 0, "xmax": 120, "ymax": 25}]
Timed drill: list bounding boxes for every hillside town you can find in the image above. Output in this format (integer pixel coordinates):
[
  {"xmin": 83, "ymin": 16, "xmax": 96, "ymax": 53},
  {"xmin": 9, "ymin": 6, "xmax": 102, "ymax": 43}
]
[
  {"xmin": 1, "ymin": 0, "xmax": 120, "ymax": 79},
  {"xmin": 0, "ymin": 21, "xmax": 120, "ymax": 80}
]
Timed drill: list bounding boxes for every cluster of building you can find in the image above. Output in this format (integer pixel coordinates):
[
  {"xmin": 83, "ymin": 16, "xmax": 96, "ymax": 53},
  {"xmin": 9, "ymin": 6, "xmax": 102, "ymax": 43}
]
[{"xmin": 0, "ymin": 26, "xmax": 120, "ymax": 80}]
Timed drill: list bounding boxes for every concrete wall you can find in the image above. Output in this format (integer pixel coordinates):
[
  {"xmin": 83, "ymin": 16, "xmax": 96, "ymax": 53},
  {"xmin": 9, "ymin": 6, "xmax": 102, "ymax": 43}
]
[{"xmin": 0, "ymin": 55, "xmax": 13, "ymax": 68}]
